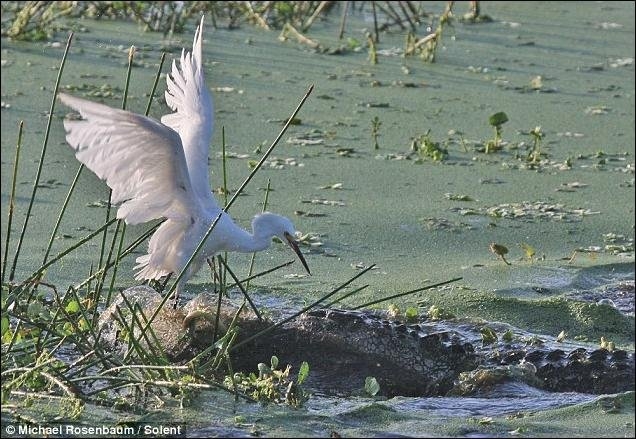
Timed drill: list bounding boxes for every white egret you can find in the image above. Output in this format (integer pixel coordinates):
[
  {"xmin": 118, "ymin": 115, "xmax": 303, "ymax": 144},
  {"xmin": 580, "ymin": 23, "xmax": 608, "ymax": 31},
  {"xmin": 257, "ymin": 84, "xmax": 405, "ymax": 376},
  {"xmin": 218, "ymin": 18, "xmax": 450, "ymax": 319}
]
[{"xmin": 58, "ymin": 16, "xmax": 310, "ymax": 303}]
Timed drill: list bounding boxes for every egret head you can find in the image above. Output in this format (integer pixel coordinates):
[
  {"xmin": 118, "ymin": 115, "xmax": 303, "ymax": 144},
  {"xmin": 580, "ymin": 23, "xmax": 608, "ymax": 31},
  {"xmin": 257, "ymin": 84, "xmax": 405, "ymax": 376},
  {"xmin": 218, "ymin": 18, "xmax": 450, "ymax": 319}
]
[{"xmin": 253, "ymin": 212, "xmax": 311, "ymax": 274}]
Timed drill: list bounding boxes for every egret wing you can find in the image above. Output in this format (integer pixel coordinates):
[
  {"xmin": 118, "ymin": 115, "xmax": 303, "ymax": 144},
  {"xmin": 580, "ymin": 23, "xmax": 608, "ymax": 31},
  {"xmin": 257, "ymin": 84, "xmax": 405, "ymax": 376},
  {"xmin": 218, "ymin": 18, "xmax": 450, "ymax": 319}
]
[
  {"xmin": 59, "ymin": 92, "xmax": 202, "ymax": 225},
  {"xmin": 161, "ymin": 16, "xmax": 219, "ymax": 211}
]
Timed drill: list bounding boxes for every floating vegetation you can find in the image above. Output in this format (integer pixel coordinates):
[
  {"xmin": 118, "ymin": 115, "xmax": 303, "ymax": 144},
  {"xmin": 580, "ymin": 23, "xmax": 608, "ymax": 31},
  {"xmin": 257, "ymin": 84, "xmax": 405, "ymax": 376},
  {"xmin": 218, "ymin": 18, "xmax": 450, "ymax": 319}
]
[
  {"xmin": 480, "ymin": 325, "xmax": 499, "ymax": 345},
  {"xmin": 61, "ymin": 83, "xmax": 123, "ymax": 99},
  {"xmin": 253, "ymin": 156, "xmax": 305, "ymax": 170},
  {"xmin": 530, "ymin": 75, "xmax": 543, "ymax": 90},
  {"xmin": 599, "ymin": 336, "xmax": 616, "ymax": 352},
  {"xmin": 507, "ymin": 76, "xmax": 558, "ymax": 94},
  {"xmin": 585, "ymin": 105, "xmax": 611, "ymax": 115},
  {"xmin": 285, "ymin": 130, "xmax": 325, "ymax": 146},
  {"xmin": 485, "ymin": 111, "xmax": 509, "ymax": 153},
  {"xmin": 501, "ymin": 156, "xmax": 574, "ymax": 172},
  {"xmin": 602, "ymin": 233, "xmax": 634, "ymax": 256},
  {"xmin": 445, "ymin": 193, "xmax": 475, "ymax": 202},
  {"xmin": 364, "ymin": 376, "xmax": 380, "ymax": 396},
  {"xmin": 351, "ymin": 262, "xmax": 379, "ymax": 271},
  {"xmin": 595, "ymin": 22, "xmax": 623, "ymax": 30},
  {"xmin": 502, "ymin": 329, "xmax": 514, "ymax": 343},
  {"xmin": 557, "ymin": 131, "xmax": 585, "ymax": 138},
  {"xmin": 213, "ymin": 86, "xmax": 243, "ymax": 94},
  {"xmin": 36, "ymin": 178, "xmax": 65, "ymax": 189},
  {"xmin": 85, "ymin": 199, "xmax": 111, "ymax": 208},
  {"xmin": 452, "ymin": 201, "xmax": 601, "ymax": 223},
  {"xmin": 555, "ymin": 181, "xmax": 589, "ymax": 192},
  {"xmin": 519, "ymin": 242, "xmax": 537, "ymax": 260},
  {"xmin": 386, "ymin": 303, "xmax": 419, "ymax": 322},
  {"xmin": 301, "ymin": 198, "xmax": 345, "ymax": 207},
  {"xmin": 556, "ymin": 330, "xmax": 567, "ymax": 343},
  {"xmin": 225, "ymin": 356, "xmax": 310, "ymax": 407},
  {"xmin": 411, "ymin": 130, "xmax": 448, "ymax": 162},
  {"xmin": 479, "ymin": 177, "xmax": 506, "ymax": 185},
  {"xmin": 285, "ymin": 137, "xmax": 324, "ymax": 146},
  {"xmin": 375, "ymin": 151, "xmax": 411, "ymax": 161},
  {"xmin": 294, "ymin": 210, "xmax": 327, "ymax": 218},
  {"xmin": 361, "ymin": 101, "xmax": 390, "ymax": 108},
  {"xmin": 427, "ymin": 304, "xmax": 455, "ymax": 320},
  {"xmin": 319, "ymin": 182, "xmax": 344, "ymax": 190},
  {"xmin": 295, "ymin": 232, "xmax": 324, "ymax": 249},
  {"xmin": 336, "ymin": 147, "xmax": 357, "ymax": 157},
  {"xmin": 420, "ymin": 217, "xmax": 474, "ymax": 232},
  {"xmin": 608, "ymin": 57, "xmax": 633, "ymax": 68}
]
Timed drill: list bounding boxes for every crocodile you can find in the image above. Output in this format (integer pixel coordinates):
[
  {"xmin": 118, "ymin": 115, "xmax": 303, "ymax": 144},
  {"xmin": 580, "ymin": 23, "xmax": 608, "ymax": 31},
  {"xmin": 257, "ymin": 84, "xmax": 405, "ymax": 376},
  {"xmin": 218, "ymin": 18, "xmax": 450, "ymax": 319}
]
[{"xmin": 98, "ymin": 286, "xmax": 635, "ymax": 397}]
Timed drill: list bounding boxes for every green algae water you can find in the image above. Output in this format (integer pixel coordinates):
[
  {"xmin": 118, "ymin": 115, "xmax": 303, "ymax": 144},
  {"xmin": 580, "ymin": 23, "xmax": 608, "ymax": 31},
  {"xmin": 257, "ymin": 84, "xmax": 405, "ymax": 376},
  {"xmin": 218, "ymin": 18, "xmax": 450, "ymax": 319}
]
[{"xmin": 1, "ymin": 2, "xmax": 634, "ymax": 437}]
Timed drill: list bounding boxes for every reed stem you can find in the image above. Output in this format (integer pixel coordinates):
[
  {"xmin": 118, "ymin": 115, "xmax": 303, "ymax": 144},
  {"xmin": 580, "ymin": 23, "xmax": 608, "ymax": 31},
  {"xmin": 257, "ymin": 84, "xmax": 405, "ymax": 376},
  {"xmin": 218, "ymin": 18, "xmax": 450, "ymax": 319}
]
[
  {"xmin": 2, "ymin": 121, "xmax": 23, "ymax": 285},
  {"xmin": 231, "ymin": 264, "xmax": 376, "ymax": 351},
  {"xmin": 9, "ymin": 32, "xmax": 74, "ymax": 282},
  {"xmin": 352, "ymin": 277, "xmax": 462, "ymax": 310}
]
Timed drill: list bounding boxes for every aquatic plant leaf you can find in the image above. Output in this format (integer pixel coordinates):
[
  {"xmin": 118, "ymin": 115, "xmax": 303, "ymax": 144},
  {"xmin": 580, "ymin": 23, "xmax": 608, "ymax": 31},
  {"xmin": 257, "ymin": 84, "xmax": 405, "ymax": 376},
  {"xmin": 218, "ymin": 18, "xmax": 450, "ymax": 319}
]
[
  {"xmin": 258, "ymin": 362, "xmax": 272, "ymax": 378},
  {"xmin": 445, "ymin": 193, "xmax": 475, "ymax": 202},
  {"xmin": 427, "ymin": 304, "xmax": 455, "ymax": 320},
  {"xmin": 530, "ymin": 76, "xmax": 543, "ymax": 90},
  {"xmin": 387, "ymin": 303, "xmax": 400, "ymax": 319},
  {"xmin": 404, "ymin": 307, "xmax": 419, "ymax": 322},
  {"xmin": 599, "ymin": 336, "xmax": 615, "ymax": 352},
  {"xmin": 556, "ymin": 330, "xmax": 567, "ymax": 342},
  {"xmin": 502, "ymin": 330, "xmax": 514, "ymax": 343},
  {"xmin": 520, "ymin": 242, "xmax": 536, "ymax": 259},
  {"xmin": 62, "ymin": 322, "xmax": 75, "ymax": 335},
  {"xmin": 480, "ymin": 326, "xmax": 498, "ymax": 345},
  {"xmin": 78, "ymin": 317, "xmax": 90, "ymax": 332},
  {"xmin": 319, "ymin": 183, "xmax": 344, "ymax": 190},
  {"xmin": 489, "ymin": 111, "xmax": 509, "ymax": 126},
  {"xmin": 27, "ymin": 302, "xmax": 48, "ymax": 319},
  {"xmin": 364, "ymin": 376, "xmax": 380, "ymax": 396},
  {"xmin": 65, "ymin": 300, "xmax": 80, "ymax": 314},
  {"xmin": 297, "ymin": 361, "xmax": 309, "ymax": 385},
  {"xmin": 1, "ymin": 316, "xmax": 9, "ymax": 337}
]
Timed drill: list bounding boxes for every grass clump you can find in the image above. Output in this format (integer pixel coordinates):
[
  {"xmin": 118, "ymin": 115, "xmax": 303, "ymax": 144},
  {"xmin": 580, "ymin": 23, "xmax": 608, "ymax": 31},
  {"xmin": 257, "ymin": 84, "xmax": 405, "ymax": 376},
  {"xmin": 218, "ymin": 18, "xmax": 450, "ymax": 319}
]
[
  {"xmin": 224, "ymin": 356, "xmax": 310, "ymax": 407},
  {"xmin": 411, "ymin": 130, "xmax": 448, "ymax": 162}
]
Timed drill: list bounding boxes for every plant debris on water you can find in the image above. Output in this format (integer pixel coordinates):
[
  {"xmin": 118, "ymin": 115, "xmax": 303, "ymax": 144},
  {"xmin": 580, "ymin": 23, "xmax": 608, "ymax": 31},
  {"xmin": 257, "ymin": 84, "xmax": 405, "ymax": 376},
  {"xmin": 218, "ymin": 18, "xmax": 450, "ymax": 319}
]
[
  {"xmin": 225, "ymin": 356, "xmax": 310, "ymax": 407},
  {"xmin": 451, "ymin": 201, "xmax": 601, "ymax": 222}
]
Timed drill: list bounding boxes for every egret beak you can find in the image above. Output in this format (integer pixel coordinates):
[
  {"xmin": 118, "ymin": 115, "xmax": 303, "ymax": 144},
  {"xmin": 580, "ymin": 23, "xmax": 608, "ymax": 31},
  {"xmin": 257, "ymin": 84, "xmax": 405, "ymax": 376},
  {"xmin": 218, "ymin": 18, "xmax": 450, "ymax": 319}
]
[{"xmin": 284, "ymin": 232, "xmax": 311, "ymax": 275}]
